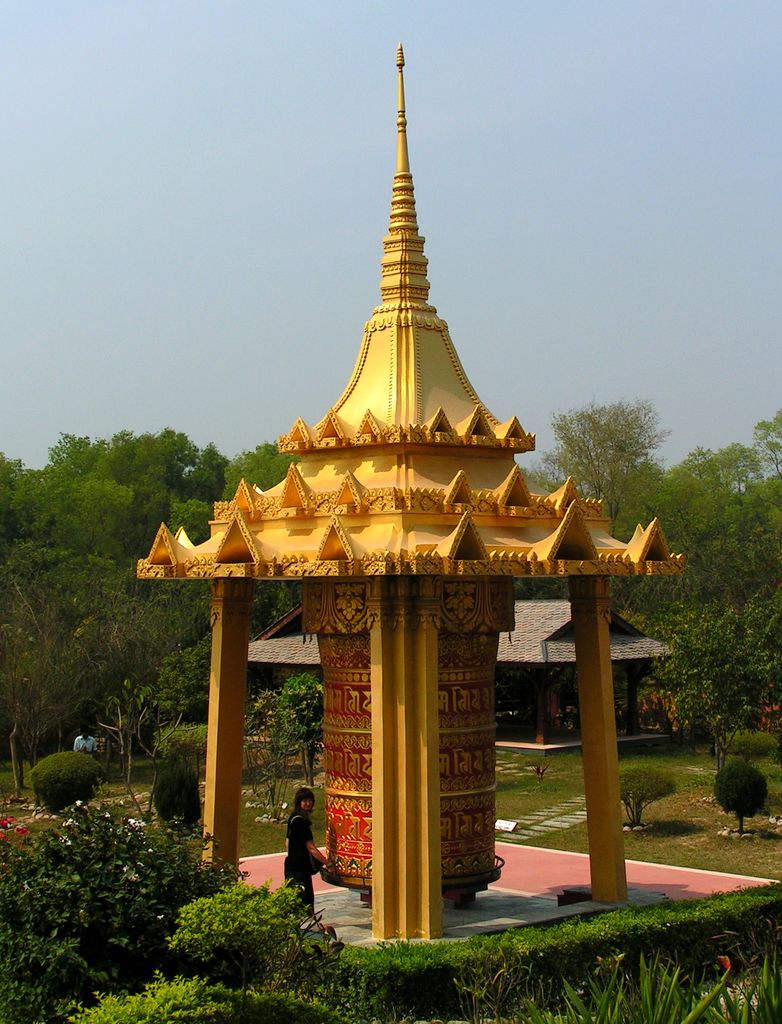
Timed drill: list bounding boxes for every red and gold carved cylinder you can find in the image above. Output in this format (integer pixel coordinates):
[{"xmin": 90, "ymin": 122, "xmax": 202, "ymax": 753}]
[
  {"xmin": 319, "ymin": 632, "xmax": 373, "ymax": 887},
  {"xmin": 319, "ymin": 628, "xmax": 501, "ymax": 892},
  {"xmin": 438, "ymin": 631, "xmax": 499, "ymax": 888}
]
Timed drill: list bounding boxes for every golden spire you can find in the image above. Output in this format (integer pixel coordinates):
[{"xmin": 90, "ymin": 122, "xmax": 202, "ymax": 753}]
[
  {"xmin": 379, "ymin": 44, "xmax": 431, "ymax": 307},
  {"xmin": 396, "ymin": 43, "xmax": 410, "ymax": 174}
]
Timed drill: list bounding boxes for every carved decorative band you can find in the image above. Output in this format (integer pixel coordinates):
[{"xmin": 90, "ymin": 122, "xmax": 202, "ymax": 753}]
[
  {"xmin": 302, "ymin": 580, "xmax": 370, "ymax": 634},
  {"xmin": 440, "ymin": 578, "xmax": 514, "ymax": 633}
]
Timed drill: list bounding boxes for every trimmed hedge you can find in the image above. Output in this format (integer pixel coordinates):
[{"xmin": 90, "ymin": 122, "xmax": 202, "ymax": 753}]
[
  {"xmin": 69, "ymin": 976, "xmax": 348, "ymax": 1023},
  {"xmin": 328, "ymin": 883, "xmax": 782, "ymax": 1021},
  {"xmin": 30, "ymin": 751, "xmax": 104, "ymax": 811}
]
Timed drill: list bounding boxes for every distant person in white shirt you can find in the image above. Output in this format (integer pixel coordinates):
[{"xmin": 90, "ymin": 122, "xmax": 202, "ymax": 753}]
[{"xmin": 73, "ymin": 726, "xmax": 97, "ymax": 755}]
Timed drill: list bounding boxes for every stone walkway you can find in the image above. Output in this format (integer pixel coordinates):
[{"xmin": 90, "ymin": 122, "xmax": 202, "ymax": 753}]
[{"xmin": 499, "ymin": 797, "xmax": 587, "ymax": 842}]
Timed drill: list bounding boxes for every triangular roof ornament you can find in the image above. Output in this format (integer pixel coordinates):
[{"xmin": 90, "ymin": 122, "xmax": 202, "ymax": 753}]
[
  {"xmin": 424, "ymin": 407, "xmax": 454, "ymax": 434},
  {"xmin": 533, "ymin": 503, "xmax": 599, "ymax": 562},
  {"xmin": 437, "ymin": 511, "xmax": 488, "ymax": 561},
  {"xmin": 147, "ymin": 523, "xmax": 180, "ymax": 566},
  {"xmin": 286, "ymin": 417, "xmax": 313, "ymax": 445},
  {"xmin": 444, "ymin": 469, "xmax": 472, "ymax": 506},
  {"xmin": 174, "ymin": 526, "xmax": 194, "ymax": 549},
  {"xmin": 335, "ymin": 470, "xmax": 366, "ymax": 508},
  {"xmin": 456, "ymin": 407, "xmax": 496, "ymax": 440},
  {"xmin": 549, "ymin": 476, "xmax": 582, "ymax": 514},
  {"xmin": 495, "ymin": 465, "xmax": 532, "ymax": 508},
  {"xmin": 355, "ymin": 409, "xmax": 384, "ymax": 441},
  {"xmin": 625, "ymin": 518, "xmax": 672, "ymax": 563},
  {"xmin": 316, "ymin": 410, "xmax": 346, "ymax": 443},
  {"xmin": 317, "ymin": 517, "xmax": 355, "ymax": 562},
  {"xmin": 232, "ymin": 478, "xmax": 257, "ymax": 516},
  {"xmin": 215, "ymin": 511, "xmax": 264, "ymax": 565},
  {"xmin": 495, "ymin": 416, "xmax": 528, "ymax": 441},
  {"xmin": 280, "ymin": 464, "xmax": 310, "ymax": 510}
]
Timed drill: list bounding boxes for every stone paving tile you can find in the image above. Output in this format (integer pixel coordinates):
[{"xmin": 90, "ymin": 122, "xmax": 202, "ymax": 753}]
[{"xmin": 316, "ymin": 886, "xmax": 668, "ymax": 947}]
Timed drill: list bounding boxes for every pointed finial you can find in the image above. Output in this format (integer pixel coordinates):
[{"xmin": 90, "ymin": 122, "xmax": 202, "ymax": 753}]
[{"xmin": 396, "ymin": 43, "xmax": 409, "ymax": 174}]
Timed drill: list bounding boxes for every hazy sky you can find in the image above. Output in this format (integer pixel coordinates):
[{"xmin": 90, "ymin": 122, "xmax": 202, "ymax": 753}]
[{"xmin": 2, "ymin": 2, "xmax": 780, "ymax": 471}]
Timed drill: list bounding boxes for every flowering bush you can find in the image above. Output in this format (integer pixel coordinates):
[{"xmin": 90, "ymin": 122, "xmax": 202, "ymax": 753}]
[
  {"xmin": 0, "ymin": 815, "xmax": 30, "ymax": 843},
  {"xmin": 0, "ymin": 803, "xmax": 237, "ymax": 1024}
]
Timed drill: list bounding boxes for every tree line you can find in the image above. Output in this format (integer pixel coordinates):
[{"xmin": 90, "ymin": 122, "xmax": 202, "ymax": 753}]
[
  {"xmin": 1, "ymin": 405, "xmax": 781, "ymax": 783},
  {"xmin": 0, "ymin": 431, "xmax": 298, "ymax": 794},
  {"xmin": 532, "ymin": 401, "xmax": 782, "ymax": 764}
]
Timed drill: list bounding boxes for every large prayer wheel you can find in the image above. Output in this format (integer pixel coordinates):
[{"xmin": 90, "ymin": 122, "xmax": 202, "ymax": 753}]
[{"xmin": 310, "ymin": 577, "xmax": 511, "ymax": 894}]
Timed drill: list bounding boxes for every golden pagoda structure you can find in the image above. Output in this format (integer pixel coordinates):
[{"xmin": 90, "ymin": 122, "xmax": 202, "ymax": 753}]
[{"xmin": 138, "ymin": 46, "xmax": 683, "ymax": 940}]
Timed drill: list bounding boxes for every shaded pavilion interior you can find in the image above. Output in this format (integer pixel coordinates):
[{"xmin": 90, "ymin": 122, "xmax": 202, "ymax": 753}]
[
  {"xmin": 248, "ymin": 599, "xmax": 667, "ymax": 745},
  {"xmin": 138, "ymin": 46, "xmax": 683, "ymax": 939}
]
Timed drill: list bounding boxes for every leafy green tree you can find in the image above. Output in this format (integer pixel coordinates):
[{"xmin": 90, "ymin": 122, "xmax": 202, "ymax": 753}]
[
  {"xmin": 244, "ymin": 691, "xmax": 301, "ymax": 816},
  {"xmin": 156, "ymin": 634, "xmax": 212, "ymax": 722},
  {"xmin": 654, "ymin": 603, "xmax": 768, "ymax": 769},
  {"xmin": 647, "ymin": 444, "xmax": 781, "ymax": 608},
  {"xmin": 753, "ymin": 408, "xmax": 782, "ymax": 479},
  {"xmin": 0, "ymin": 453, "xmax": 22, "ymax": 555},
  {"xmin": 537, "ymin": 399, "xmax": 668, "ymax": 536},
  {"xmin": 279, "ymin": 672, "xmax": 324, "ymax": 787},
  {"xmin": 223, "ymin": 442, "xmax": 297, "ymax": 497}
]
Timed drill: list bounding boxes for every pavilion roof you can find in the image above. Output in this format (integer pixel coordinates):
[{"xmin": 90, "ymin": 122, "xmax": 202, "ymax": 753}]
[
  {"xmin": 247, "ymin": 600, "xmax": 666, "ymax": 668},
  {"xmin": 138, "ymin": 48, "xmax": 683, "ymax": 585}
]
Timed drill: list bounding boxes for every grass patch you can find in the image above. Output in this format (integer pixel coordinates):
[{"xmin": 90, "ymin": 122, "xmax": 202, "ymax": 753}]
[
  {"xmin": 497, "ymin": 745, "xmax": 782, "ymax": 880},
  {"xmin": 3, "ymin": 743, "xmax": 781, "ymax": 881}
]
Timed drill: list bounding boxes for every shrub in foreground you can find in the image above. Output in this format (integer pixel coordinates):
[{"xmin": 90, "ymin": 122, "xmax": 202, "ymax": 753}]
[
  {"xmin": 328, "ymin": 883, "xmax": 782, "ymax": 1021},
  {"xmin": 68, "ymin": 976, "xmax": 348, "ymax": 1024},
  {"xmin": 619, "ymin": 763, "xmax": 676, "ymax": 827},
  {"xmin": 30, "ymin": 750, "xmax": 104, "ymax": 811},
  {"xmin": 170, "ymin": 883, "xmax": 343, "ymax": 996},
  {"xmin": 0, "ymin": 804, "xmax": 236, "ymax": 1024},
  {"xmin": 715, "ymin": 759, "xmax": 768, "ymax": 833}
]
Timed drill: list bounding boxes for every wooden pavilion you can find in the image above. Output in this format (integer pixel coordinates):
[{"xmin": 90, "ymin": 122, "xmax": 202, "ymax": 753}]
[{"xmin": 247, "ymin": 599, "xmax": 667, "ymax": 744}]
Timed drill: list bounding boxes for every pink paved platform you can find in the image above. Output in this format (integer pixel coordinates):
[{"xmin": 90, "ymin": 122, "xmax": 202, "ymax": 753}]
[{"xmin": 240, "ymin": 841, "xmax": 776, "ymax": 904}]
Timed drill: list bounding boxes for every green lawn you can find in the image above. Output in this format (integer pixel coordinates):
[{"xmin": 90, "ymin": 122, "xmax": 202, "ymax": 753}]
[{"xmin": 495, "ymin": 745, "xmax": 782, "ymax": 880}]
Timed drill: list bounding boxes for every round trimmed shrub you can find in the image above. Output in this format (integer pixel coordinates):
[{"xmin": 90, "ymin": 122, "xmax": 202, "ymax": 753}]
[
  {"xmin": 69, "ymin": 976, "xmax": 348, "ymax": 1023},
  {"xmin": 619, "ymin": 763, "xmax": 676, "ymax": 827},
  {"xmin": 30, "ymin": 751, "xmax": 104, "ymax": 811},
  {"xmin": 153, "ymin": 759, "xmax": 201, "ymax": 825},
  {"xmin": 715, "ymin": 759, "xmax": 768, "ymax": 833}
]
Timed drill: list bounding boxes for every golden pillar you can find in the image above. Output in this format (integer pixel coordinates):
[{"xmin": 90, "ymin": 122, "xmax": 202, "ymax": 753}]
[
  {"xmin": 202, "ymin": 578, "xmax": 254, "ymax": 865},
  {"xmin": 368, "ymin": 577, "xmax": 442, "ymax": 939},
  {"xmin": 569, "ymin": 575, "xmax": 627, "ymax": 902}
]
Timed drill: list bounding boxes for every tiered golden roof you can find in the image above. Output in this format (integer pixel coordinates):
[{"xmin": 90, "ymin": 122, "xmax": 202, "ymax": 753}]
[{"xmin": 138, "ymin": 46, "xmax": 683, "ymax": 584}]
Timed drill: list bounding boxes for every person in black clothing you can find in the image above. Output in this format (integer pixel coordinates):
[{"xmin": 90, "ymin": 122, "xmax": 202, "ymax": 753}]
[{"xmin": 284, "ymin": 787, "xmax": 329, "ymax": 914}]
